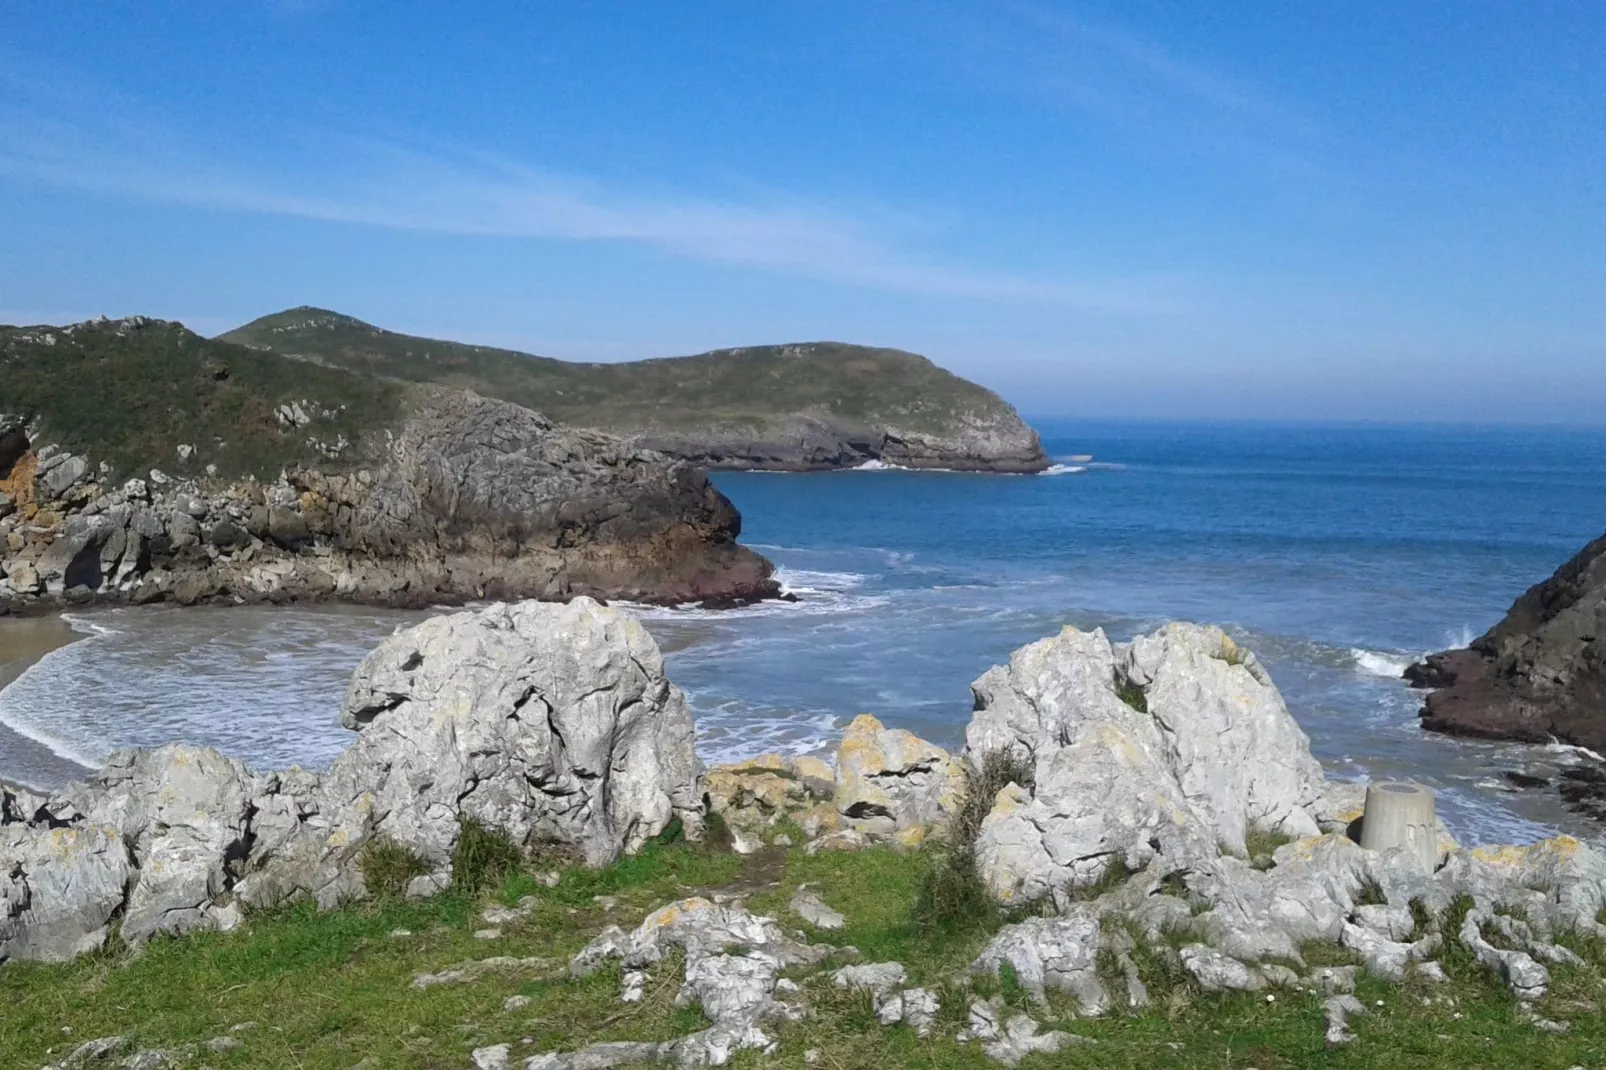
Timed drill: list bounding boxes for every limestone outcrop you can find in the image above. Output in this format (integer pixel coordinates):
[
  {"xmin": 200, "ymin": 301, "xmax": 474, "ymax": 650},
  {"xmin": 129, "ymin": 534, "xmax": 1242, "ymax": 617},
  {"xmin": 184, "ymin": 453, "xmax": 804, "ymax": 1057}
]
[
  {"xmin": 966, "ymin": 622, "xmax": 1325, "ymax": 906},
  {"xmin": 0, "ymin": 317, "xmax": 777, "ymax": 611},
  {"xmin": 331, "ymin": 598, "xmax": 702, "ymax": 872},
  {"xmin": 0, "ymin": 599, "xmax": 702, "ymax": 964},
  {"xmin": 699, "ymin": 715, "xmax": 960, "ymax": 854},
  {"xmin": 956, "ymin": 619, "xmax": 1606, "ymax": 1015}
]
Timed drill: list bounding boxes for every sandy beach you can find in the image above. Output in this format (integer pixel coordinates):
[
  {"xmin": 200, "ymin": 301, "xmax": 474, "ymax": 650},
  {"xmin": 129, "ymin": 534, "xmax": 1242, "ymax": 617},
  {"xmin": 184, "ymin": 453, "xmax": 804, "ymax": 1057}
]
[{"xmin": 0, "ymin": 614, "xmax": 96, "ymax": 791}]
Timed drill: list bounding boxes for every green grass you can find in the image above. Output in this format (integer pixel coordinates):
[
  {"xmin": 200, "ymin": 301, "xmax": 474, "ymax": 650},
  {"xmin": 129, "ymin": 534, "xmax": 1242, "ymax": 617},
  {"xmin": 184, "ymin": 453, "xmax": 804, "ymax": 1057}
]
[
  {"xmin": 913, "ymin": 750, "xmax": 1035, "ymax": 937},
  {"xmin": 1243, "ymin": 825, "xmax": 1296, "ymax": 865},
  {"xmin": 5, "ymin": 837, "xmax": 1606, "ymax": 1070},
  {"xmin": 221, "ymin": 307, "xmax": 1028, "ymax": 443},
  {"xmin": 1115, "ymin": 674, "xmax": 1148, "ymax": 713},
  {"xmin": 0, "ymin": 318, "xmax": 404, "ymax": 482},
  {"xmin": 451, "ymin": 818, "xmax": 524, "ymax": 895},
  {"xmin": 358, "ymin": 837, "xmax": 432, "ymax": 898}
]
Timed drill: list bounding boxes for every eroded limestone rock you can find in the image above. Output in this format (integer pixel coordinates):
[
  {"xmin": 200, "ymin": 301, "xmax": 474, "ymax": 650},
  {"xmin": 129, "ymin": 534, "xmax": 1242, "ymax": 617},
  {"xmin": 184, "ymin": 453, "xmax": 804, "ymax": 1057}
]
[
  {"xmin": 968, "ymin": 623, "xmax": 1325, "ymax": 906},
  {"xmin": 834, "ymin": 714, "xmax": 962, "ymax": 831},
  {"xmin": 2, "ymin": 599, "xmax": 705, "ymax": 962}
]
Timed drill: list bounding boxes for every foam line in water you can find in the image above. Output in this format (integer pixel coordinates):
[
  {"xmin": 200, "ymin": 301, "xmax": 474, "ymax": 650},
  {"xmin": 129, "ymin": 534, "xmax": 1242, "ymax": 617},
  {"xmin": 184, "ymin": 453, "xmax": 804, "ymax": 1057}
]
[{"xmin": 0, "ymin": 637, "xmax": 113, "ymax": 769}]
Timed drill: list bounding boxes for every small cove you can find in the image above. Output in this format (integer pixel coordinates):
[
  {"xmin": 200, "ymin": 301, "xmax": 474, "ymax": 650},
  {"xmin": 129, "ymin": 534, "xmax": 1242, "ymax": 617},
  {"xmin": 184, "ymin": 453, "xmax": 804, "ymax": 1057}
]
[{"xmin": 3, "ymin": 419, "xmax": 1604, "ymax": 845}]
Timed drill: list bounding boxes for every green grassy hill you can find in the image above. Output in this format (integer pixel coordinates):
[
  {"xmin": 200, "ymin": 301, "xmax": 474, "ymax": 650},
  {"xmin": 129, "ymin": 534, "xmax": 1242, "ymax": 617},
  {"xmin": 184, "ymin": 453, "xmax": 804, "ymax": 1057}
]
[
  {"xmin": 0, "ymin": 316, "xmax": 404, "ymax": 482},
  {"xmin": 221, "ymin": 308, "xmax": 1046, "ymax": 470}
]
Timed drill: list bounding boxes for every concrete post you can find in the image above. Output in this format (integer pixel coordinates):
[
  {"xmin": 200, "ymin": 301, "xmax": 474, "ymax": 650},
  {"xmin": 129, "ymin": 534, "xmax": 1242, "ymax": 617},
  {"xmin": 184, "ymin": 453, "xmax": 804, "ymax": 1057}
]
[{"xmin": 1359, "ymin": 781, "xmax": 1437, "ymax": 872}]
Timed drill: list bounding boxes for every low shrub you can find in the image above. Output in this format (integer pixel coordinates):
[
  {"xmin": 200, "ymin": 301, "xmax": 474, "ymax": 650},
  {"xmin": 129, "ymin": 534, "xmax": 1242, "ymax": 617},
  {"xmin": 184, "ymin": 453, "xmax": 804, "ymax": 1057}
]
[{"xmin": 911, "ymin": 749, "xmax": 1035, "ymax": 937}]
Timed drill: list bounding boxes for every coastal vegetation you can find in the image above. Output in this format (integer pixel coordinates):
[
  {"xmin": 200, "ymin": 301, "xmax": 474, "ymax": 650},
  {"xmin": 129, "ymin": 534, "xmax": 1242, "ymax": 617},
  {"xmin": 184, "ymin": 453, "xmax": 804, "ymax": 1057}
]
[
  {"xmin": 5, "ymin": 834, "xmax": 1605, "ymax": 1069},
  {"xmin": 221, "ymin": 307, "xmax": 1048, "ymax": 471},
  {"xmin": 0, "ymin": 317, "xmax": 403, "ymax": 482}
]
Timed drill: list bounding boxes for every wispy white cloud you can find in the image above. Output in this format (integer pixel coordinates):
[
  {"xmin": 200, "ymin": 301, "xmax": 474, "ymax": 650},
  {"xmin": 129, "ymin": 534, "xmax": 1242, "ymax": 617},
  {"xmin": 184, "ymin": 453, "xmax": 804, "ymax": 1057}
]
[
  {"xmin": 938, "ymin": 1, "xmax": 1324, "ymax": 165},
  {"xmin": 0, "ymin": 66, "xmax": 1185, "ymax": 313}
]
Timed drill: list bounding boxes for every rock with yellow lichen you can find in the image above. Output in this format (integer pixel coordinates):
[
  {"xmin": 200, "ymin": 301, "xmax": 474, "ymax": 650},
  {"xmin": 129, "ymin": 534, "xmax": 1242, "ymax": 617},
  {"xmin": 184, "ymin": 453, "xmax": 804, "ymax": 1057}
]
[
  {"xmin": 834, "ymin": 713, "xmax": 964, "ymax": 832},
  {"xmin": 967, "ymin": 622, "xmax": 1326, "ymax": 905},
  {"xmin": 702, "ymin": 719, "xmax": 963, "ymax": 854},
  {"xmin": 701, "ymin": 754, "xmax": 836, "ymax": 853},
  {"xmin": 0, "ymin": 822, "xmax": 132, "ymax": 963}
]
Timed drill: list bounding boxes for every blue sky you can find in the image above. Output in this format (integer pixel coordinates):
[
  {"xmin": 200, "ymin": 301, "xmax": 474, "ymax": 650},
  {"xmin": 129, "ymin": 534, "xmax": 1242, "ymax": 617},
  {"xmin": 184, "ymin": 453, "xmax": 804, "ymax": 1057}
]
[{"xmin": 2, "ymin": 2, "xmax": 1603, "ymax": 422}]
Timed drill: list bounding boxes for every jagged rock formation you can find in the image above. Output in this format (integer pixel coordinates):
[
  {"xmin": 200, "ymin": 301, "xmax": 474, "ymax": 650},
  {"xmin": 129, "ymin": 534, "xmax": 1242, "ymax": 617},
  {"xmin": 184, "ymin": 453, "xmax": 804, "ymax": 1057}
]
[
  {"xmin": 222, "ymin": 308, "xmax": 1050, "ymax": 473},
  {"xmin": 1409, "ymin": 530, "xmax": 1606, "ymax": 751},
  {"xmin": 0, "ymin": 317, "xmax": 776, "ymax": 610},
  {"xmin": 0, "ymin": 599, "xmax": 702, "ymax": 963},
  {"xmin": 952, "ymin": 620, "xmax": 1606, "ymax": 1016},
  {"xmin": 965, "ymin": 622, "xmax": 1326, "ymax": 905}
]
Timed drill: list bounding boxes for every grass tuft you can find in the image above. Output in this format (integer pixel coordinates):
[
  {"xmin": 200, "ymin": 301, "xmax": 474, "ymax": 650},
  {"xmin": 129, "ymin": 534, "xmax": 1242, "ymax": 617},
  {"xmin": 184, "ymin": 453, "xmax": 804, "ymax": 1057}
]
[
  {"xmin": 451, "ymin": 817, "xmax": 524, "ymax": 895},
  {"xmin": 1244, "ymin": 823, "xmax": 1295, "ymax": 865},
  {"xmin": 358, "ymin": 837, "xmax": 432, "ymax": 898},
  {"xmin": 1354, "ymin": 876, "xmax": 1388, "ymax": 907},
  {"xmin": 911, "ymin": 749, "xmax": 1034, "ymax": 937},
  {"xmin": 1115, "ymin": 673, "xmax": 1148, "ymax": 713}
]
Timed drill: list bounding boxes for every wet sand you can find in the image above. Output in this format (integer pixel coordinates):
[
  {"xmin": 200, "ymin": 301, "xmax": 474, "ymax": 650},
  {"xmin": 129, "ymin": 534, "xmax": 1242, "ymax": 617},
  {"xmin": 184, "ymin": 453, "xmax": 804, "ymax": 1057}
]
[{"xmin": 0, "ymin": 614, "xmax": 96, "ymax": 791}]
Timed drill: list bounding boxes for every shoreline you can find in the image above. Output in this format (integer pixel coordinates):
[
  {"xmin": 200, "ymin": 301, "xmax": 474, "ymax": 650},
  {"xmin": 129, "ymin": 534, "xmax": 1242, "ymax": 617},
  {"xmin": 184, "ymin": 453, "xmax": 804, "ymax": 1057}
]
[{"xmin": 0, "ymin": 612, "xmax": 94, "ymax": 793}]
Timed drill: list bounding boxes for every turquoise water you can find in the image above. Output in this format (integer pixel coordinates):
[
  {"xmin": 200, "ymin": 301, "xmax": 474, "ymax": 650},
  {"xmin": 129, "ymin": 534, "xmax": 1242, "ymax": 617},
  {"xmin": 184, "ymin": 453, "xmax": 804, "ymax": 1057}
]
[{"xmin": 3, "ymin": 420, "xmax": 1604, "ymax": 844}]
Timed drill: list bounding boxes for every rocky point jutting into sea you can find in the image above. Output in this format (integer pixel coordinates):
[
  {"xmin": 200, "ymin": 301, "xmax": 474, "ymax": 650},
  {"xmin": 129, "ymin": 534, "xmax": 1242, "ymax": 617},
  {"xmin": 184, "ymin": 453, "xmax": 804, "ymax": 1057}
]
[
  {"xmin": 220, "ymin": 307, "xmax": 1051, "ymax": 473},
  {"xmin": 1410, "ymin": 526, "xmax": 1606, "ymax": 822},
  {"xmin": 0, "ymin": 316, "xmax": 775, "ymax": 611},
  {"xmin": 7, "ymin": 599, "xmax": 1605, "ymax": 1067}
]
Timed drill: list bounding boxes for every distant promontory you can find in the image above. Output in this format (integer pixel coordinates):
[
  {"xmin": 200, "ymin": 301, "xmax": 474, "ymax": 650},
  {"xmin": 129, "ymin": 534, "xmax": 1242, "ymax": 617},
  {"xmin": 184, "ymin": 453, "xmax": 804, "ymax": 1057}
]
[
  {"xmin": 221, "ymin": 308, "xmax": 1049, "ymax": 473},
  {"xmin": 0, "ymin": 316, "xmax": 775, "ymax": 612}
]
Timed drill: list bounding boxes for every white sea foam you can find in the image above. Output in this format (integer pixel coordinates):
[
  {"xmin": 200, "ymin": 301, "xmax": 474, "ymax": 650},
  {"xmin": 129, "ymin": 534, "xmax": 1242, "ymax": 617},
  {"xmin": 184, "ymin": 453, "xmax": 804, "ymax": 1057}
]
[
  {"xmin": 775, "ymin": 566, "xmax": 866, "ymax": 594},
  {"xmin": 1350, "ymin": 648, "xmax": 1416, "ymax": 679},
  {"xmin": 1543, "ymin": 741, "xmax": 1606, "ymax": 764}
]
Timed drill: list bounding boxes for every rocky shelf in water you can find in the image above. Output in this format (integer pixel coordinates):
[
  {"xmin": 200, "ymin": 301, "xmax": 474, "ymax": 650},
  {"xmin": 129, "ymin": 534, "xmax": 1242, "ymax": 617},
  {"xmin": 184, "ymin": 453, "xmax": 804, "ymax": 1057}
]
[
  {"xmin": 0, "ymin": 317, "xmax": 777, "ymax": 612},
  {"xmin": 6, "ymin": 600, "xmax": 1606, "ymax": 1067}
]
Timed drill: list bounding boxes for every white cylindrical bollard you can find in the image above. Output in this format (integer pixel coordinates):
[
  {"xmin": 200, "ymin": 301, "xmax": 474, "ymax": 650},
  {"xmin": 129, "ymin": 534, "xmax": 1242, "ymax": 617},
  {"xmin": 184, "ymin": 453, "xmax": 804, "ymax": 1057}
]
[{"xmin": 1359, "ymin": 781, "xmax": 1437, "ymax": 872}]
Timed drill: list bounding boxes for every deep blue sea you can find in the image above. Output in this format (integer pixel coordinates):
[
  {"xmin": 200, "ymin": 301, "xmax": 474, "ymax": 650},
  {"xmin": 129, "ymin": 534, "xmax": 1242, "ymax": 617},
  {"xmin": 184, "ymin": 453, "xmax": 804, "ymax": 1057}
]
[{"xmin": 3, "ymin": 420, "xmax": 1605, "ymax": 845}]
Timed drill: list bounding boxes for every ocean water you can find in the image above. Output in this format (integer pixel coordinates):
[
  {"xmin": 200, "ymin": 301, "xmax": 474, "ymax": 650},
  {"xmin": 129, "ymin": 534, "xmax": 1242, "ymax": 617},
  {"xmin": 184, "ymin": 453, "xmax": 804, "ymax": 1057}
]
[{"xmin": 4, "ymin": 420, "xmax": 1605, "ymax": 845}]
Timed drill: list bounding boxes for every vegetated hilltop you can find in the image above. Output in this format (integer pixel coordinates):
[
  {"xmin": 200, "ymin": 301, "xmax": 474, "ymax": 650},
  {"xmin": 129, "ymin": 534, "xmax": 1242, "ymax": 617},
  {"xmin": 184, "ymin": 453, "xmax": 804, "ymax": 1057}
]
[
  {"xmin": 221, "ymin": 307, "xmax": 1049, "ymax": 472},
  {"xmin": 0, "ymin": 316, "xmax": 775, "ymax": 610}
]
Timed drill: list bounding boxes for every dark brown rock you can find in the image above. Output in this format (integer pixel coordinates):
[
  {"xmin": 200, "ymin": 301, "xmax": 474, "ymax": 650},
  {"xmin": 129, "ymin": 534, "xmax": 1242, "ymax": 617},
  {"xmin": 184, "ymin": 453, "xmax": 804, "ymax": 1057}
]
[
  {"xmin": 1, "ymin": 387, "xmax": 778, "ymax": 610},
  {"xmin": 1411, "ymin": 531, "xmax": 1606, "ymax": 751}
]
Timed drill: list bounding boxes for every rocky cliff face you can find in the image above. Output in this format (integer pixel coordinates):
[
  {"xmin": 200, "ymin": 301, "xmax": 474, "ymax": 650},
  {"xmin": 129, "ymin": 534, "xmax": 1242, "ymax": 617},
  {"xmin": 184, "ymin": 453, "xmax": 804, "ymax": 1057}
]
[
  {"xmin": 0, "ymin": 318, "xmax": 776, "ymax": 610},
  {"xmin": 1408, "ymin": 531, "xmax": 1606, "ymax": 751},
  {"xmin": 627, "ymin": 408, "xmax": 1047, "ymax": 473}
]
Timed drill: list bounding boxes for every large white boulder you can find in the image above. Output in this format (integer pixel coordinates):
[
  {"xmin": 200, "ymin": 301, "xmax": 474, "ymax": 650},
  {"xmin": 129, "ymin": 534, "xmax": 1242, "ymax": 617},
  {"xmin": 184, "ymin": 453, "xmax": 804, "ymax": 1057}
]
[
  {"xmin": 326, "ymin": 597, "xmax": 703, "ymax": 872},
  {"xmin": 54, "ymin": 745, "xmax": 254, "ymax": 944},
  {"xmin": 1, "ymin": 597, "xmax": 707, "ymax": 961},
  {"xmin": 0, "ymin": 823, "xmax": 133, "ymax": 963},
  {"xmin": 967, "ymin": 623, "xmax": 1325, "ymax": 905}
]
